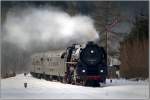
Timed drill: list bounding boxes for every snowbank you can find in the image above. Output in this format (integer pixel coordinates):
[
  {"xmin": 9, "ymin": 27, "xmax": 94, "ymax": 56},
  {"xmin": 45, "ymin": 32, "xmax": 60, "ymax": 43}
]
[{"xmin": 1, "ymin": 74, "xmax": 149, "ymax": 99}]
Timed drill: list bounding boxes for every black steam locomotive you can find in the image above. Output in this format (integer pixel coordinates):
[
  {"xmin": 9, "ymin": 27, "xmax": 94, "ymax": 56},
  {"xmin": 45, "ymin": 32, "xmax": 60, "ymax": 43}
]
[
  {"xmin": 64, "ymin": 41, "xmax": 107, "ymax": 86},
  {"xmin": 30, "ymin": 41, "xmax": 107, "ymax": 87}
]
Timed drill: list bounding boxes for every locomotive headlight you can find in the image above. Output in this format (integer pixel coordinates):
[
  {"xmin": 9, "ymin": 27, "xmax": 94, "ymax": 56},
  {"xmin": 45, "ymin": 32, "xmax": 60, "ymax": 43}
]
[
  {"xmin": 100, "ymin": 69, "xmax": 104, "ymax": 73},
  {"xmin": 90, "ymin": 50, "xmax": 94, "ymax": 54},
  {"xmin": 82, "ymin": 69, "xmax": 86, "ymax": 73}
]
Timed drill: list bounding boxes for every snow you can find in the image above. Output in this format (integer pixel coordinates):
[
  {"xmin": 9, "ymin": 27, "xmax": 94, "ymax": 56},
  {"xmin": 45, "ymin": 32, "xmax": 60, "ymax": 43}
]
[{"xmin": 1, "ymin": 74, "xmax": 149, "ymax": 99}]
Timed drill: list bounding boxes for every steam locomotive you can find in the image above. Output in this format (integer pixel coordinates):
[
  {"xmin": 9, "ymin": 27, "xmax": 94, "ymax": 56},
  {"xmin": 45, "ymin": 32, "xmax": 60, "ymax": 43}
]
[{"xmin": 30, "ymin": 41, "xmax": 107, "ymax": 86}]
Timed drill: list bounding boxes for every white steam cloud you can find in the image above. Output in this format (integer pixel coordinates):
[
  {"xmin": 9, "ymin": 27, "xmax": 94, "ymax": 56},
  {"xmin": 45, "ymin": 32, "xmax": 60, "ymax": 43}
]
[{"xmin": 3, "ymin": 7, "xmax": 99, "ymax": 51}]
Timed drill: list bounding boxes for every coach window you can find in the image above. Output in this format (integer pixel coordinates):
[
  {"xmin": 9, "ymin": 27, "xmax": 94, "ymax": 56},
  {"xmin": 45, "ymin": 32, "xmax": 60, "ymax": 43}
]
[
  {"xmin": 41, "ymin": 58, "xmax": 43, "ymax": 61},
  {"xmin": 36, "ymin": 60, "xmax": 39, "ymax": 64},
  {"xmin": 49, "ymin": 58, "xmax": 52, "ymax": 61}
]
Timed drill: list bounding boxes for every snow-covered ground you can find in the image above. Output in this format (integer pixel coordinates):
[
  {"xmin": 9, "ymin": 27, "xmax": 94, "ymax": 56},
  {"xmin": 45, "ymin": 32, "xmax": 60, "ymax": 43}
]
[{"xmin": 1, "ymin": 74, "xmax": 149, "ymax": 99}]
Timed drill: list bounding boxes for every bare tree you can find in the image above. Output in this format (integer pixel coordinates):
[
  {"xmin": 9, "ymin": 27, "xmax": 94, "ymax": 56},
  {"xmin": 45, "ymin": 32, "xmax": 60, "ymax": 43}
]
[
  {"xmin": 91, "ymin": 2, "xmax": 124, "ymax": 65},
  {"xmin": 120, "ymin": 14, "xmax": 148, "ymax": 78}
]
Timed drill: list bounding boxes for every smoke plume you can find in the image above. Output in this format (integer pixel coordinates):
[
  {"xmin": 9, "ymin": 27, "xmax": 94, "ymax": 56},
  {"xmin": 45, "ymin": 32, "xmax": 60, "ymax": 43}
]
[{"xmin": 3, "ymin": 6, "xmax": 99, "ymax": 51}]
